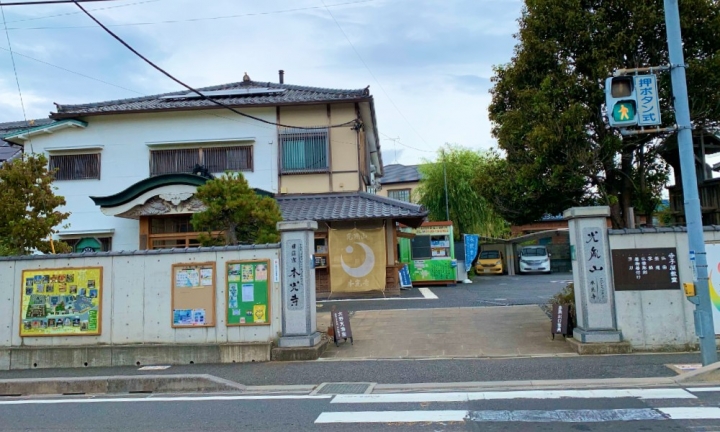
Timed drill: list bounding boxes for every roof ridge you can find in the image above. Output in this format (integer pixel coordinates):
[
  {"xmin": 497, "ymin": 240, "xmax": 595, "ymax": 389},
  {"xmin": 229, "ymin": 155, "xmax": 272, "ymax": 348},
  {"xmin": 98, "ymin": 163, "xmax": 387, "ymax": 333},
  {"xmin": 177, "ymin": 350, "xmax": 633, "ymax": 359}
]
[
  {"xmin": 358, "ymin": 191, "xmax": 424, "ymax": 211},
  {"xmin": 54, "ymin": 80, "xmax": 369, "ymax": 112}
]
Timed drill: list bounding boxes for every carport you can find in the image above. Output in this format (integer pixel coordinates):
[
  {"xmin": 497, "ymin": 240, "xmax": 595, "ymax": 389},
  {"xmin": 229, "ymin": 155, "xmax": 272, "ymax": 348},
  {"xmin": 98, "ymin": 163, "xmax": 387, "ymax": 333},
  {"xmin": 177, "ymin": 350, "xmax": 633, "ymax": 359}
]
[{"xmin": 478, "ymin": 229, "xmax": 569, "ymax": 275}]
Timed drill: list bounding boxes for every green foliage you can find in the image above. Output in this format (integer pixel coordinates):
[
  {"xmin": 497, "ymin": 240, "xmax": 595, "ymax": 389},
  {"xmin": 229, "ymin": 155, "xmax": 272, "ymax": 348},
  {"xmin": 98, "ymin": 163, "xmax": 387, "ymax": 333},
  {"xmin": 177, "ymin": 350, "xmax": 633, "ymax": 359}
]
[
  {"xmin": 191, "ymin": 173, "xmax": 282, "ymax": 245},
  {"xmin": 550, "ymin": 282, "xmax": 576, "ymax": 323},
  {"xmin": 416, "ymin": 145, "xmax": 510, "ymax": 239},
  {"xmin": 488, "ymin": 0, "xmax": 720, "ymax": 227},
  {"xmin": 0, "ymin": 153, "xmax": 70, "ymax": 256}
]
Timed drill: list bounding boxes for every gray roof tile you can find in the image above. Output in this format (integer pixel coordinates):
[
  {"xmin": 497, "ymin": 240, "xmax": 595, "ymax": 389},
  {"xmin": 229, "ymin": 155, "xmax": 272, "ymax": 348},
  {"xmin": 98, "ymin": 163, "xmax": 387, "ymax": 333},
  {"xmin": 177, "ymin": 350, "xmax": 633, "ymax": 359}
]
[
  {"xmin": 0, "ymin": 142, "xmax": 21, "ymax": 163},
  {"xmin": 0, "ymin": 118, "xmax": 54, "ymax": 137},
  {"xmin": 276, "ymin": 192, "xmax": 427, "ymax": 222},
  {"xmin": 379, "ymin": 164, "xmax": 422, "ymax": 184},
  {"xmin": 52, "ymin": 80, "xmax": 372, "ymax": 118}
]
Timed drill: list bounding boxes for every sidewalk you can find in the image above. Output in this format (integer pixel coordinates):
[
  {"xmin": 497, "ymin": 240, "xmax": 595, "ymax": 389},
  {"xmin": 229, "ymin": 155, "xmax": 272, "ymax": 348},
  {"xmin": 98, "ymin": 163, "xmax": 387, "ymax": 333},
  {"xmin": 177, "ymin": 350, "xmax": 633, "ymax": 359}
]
[{"xmin": 317, "ymin": 305, "xmax": 575, "ymax": 359}]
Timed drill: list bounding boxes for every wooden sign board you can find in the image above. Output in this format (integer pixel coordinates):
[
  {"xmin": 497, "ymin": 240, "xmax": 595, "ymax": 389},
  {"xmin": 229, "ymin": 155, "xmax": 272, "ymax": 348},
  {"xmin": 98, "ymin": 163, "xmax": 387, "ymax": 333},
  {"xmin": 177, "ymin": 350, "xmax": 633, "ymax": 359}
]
[
  {"xmin": 331, "ymin": 310, "xmax": 353, "ymax": 347},
  {"xmin": 611, "ymin": 248, "xmax": 680, "ymax": 291},
  {"xmin": 551, "ymin": 304, "xmax": 570, "ymax": 338},
  {"xmin": 171, "ymin": 262, "xmax": 216, "ymax": 328}
]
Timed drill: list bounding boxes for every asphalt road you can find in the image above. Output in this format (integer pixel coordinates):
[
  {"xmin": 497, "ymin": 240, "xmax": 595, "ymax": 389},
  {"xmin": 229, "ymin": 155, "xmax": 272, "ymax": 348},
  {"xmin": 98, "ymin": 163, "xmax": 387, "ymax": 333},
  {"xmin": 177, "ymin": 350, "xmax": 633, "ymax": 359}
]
[
  {"xmin": 1, "ymin": 387, "xmax": 718, "ymax": 431},
  {"xmin": 0, "ymin": 352, "xmax": 711, "ymax": 385},
  {"xmin": 318, "ymin": 273, "xmax": 573, "ymax": 311}
]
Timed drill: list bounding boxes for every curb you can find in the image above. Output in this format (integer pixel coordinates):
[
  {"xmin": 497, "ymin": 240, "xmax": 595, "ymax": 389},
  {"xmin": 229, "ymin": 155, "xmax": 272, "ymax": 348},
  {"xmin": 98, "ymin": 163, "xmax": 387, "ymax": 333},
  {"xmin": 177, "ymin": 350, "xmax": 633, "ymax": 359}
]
[
  {"xmin": 673, "ymin": 361, "xmax": 720, "ymax": 384},
  {"xmin": 0, "ymin": 374, "xmax": 245, "ymax": 396}
]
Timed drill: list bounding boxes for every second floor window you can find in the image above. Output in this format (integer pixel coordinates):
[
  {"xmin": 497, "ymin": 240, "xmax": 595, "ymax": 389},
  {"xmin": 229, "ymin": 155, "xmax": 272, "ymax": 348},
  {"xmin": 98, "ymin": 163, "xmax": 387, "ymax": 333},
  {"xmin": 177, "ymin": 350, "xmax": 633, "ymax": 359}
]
[
  {"xmin": 280, "ymin": 127, "xmax": 329, "ymax": 174},
  {"xmin": 388, "ymin": 188, "xmax": 411, "ymax": 202},
  {"xmin": 150, "ymin": 145, "xmax": 253, "ymax": 176},
  {"xmin": 49, "ymin": 153, "xmax": 101, "ymax": 180}
]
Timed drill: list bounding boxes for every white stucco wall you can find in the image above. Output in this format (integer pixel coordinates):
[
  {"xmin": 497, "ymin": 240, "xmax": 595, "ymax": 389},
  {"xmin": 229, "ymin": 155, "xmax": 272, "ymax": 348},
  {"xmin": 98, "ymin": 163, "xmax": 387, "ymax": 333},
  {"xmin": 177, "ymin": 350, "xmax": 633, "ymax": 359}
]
[
  {"xmin": 608, "ymin": 229, "xmax": 720, "ymax": 349},
  {"xmin": 23, "ymin": 108, "xmax": 278, "ymax": 251},
  {"xmin": 0, "ymin": 246, "xmax": 281, "ymax": 348}
]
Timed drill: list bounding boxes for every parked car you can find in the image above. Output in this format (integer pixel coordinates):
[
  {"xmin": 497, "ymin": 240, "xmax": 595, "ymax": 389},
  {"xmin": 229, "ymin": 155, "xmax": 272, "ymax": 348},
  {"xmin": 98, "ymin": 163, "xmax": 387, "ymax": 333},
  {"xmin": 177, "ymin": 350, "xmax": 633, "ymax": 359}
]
[
  {"xmin": 519, "ymin": 245, "xmax": 551, "ymax": 274},
  {"xmin": 475, "ymin": 250, "xmax": 504, "ymax": 275}
]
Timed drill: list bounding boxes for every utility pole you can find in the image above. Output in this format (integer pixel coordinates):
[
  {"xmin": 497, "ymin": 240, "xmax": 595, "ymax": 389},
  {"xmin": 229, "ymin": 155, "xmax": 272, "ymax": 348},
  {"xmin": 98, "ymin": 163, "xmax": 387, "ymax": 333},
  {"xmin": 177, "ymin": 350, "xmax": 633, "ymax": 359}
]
[
  {"xmin": 442, "ymin": 149, "xmax": 449, "ymax": 221},
  {"xmin": 664, "ymin": 0, "xmax": 717, "ymax": 365}
]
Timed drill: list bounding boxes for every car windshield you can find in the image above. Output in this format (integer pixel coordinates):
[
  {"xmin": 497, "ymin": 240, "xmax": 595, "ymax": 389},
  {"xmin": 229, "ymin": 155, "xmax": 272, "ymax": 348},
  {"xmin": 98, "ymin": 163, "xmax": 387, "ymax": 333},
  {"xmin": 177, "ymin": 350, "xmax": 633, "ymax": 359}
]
[
  {"xmin": 521, "ymin": 247, "xmax": 547, "ymax": 257},
  {"xmin": 479, "ymin": 251, "xmax": 500, "ymax": 259}
]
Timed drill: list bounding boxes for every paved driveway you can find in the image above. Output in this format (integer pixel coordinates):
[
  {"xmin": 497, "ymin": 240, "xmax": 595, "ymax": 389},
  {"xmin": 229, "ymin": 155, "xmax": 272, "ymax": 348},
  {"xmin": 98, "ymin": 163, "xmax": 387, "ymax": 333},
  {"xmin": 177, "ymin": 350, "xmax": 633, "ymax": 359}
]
[{"xmin": 317, "ymin": 273, "xmax": 573, "ymax": 312}]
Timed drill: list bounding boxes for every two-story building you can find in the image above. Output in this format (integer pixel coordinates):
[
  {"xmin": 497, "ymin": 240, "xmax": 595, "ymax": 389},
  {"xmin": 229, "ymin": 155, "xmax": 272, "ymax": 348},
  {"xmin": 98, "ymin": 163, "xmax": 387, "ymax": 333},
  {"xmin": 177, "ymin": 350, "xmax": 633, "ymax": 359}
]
[
  {"xmin": 0, "ymin": 73, "xmax": 427, "ymax": 298},
  {"xmin": 377, "ymin": 163, "xmax": 422, "ymax": 202}
]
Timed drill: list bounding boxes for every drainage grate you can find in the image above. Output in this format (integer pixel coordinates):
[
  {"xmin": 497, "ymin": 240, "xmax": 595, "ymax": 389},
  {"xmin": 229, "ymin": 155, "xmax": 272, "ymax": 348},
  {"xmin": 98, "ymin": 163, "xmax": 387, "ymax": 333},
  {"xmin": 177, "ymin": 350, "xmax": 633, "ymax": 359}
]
[{"xmin": 313, "ymin": 382, "xmax": 375, "ymax": 395}]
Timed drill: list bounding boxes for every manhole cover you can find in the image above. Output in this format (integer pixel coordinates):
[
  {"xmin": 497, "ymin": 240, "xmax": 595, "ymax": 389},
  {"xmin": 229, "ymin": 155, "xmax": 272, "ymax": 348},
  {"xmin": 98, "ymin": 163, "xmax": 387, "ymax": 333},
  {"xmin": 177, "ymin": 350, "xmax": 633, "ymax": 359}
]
[{"xmin": 312, "ymin": 382, "xmax": 375, "ymax": 395}]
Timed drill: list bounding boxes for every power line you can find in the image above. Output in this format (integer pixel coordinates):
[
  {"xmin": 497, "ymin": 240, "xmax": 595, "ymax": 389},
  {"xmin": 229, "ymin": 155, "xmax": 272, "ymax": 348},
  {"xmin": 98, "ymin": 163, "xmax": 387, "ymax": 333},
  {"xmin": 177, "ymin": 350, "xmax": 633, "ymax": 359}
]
[
  {"xmin": 380, "ymin": 132, "xmax": 433, "ymax": 153},
  {"xmin": 68, "ymin": 0, "xmax": 359, "ymax": 130},
  {"xmin": 4, "ymin": 0, "xmax": 159, "ymax": 24},
  {"xmin": 0, "ymin": 0, "xmax": 120, "ymax": 6},
  {"xmin": 320, "ymin": 0, "xmax": 431, "ymax": 147},
  {"xmin": 1, "ymin": 0, "xmax": 379, "ymax": 31},
  {"xmin": 0, "ymin": 3, "xmax": 32, "ymax": 150}
]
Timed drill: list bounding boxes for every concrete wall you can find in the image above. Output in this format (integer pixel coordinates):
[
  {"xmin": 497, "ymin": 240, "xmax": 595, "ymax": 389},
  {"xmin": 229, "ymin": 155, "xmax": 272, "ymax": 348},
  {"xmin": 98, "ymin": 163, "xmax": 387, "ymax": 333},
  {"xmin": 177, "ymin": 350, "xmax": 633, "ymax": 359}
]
[
  {"xmin": 0, "ymin": 245, "xmax": 281, "ymax": 368},
  {"xmin": 24, "ymin": 109, "xmax": 278, "ymax": 251},
  {"xmin": 608, "ymin": 228, "xmax": 720, "ymax": 350}
]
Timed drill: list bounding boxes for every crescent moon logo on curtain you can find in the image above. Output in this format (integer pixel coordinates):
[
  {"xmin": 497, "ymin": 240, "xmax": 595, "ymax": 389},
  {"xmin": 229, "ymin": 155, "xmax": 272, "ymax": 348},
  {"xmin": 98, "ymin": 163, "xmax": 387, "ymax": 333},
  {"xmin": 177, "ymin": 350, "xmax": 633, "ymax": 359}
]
[{"xmin": 341, "ymin": 242, "xmax": 375, "ymax": 278}]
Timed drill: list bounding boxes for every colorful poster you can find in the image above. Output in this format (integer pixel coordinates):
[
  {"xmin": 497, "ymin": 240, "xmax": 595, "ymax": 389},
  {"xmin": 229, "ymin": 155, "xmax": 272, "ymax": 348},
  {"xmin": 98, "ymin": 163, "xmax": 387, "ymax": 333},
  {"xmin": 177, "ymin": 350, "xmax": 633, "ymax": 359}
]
[
  {"xmin": 226, "ymin": 260, "xmax": 270, "ymax": 326},
  {"xmin": 329, "ymin": 227, "xmax": 386, "ymax": 293},
  {"xmin": 702, "ymin": 244, "xmax": 720, "ymax": 334},
  {"xmin": 200, "ymin": 268, "xmax": 213, "ymax": 286},
  {"xmin": 192, "ymin": 309, "xmax": 206, "ymax": 325},
  {"xmin": 173, "ymin": 309, "xmax": 192, "ymax": 325},
  {"xmin": 20, "ymin": 267, "xmax": 102, "ymax": 337},
  {"xmin": 176, "ymin": 269, "xmax": 200, "ymax": 287}
]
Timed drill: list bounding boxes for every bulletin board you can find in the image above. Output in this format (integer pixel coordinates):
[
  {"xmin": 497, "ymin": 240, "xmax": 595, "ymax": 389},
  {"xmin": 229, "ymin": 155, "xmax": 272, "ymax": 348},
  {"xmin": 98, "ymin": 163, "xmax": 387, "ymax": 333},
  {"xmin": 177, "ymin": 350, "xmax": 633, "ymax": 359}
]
[
  {"xmin": 226, "ymin": 260, "xmax": 270, "ymax": 326},
  {"xmin": 20, "ymin": 267, "xmax": 103, "ymax": 337},
  {"xmin": 171, "ymin": 262, "xmax": 216, "ymax": 328}
]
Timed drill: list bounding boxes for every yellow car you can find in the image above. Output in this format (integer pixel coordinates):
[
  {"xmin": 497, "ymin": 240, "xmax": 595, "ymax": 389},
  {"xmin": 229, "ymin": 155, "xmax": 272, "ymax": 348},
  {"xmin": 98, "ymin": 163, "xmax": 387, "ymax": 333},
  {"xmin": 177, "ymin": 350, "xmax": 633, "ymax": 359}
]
[{"xmin": 475, "ymin": 250, "xmax": 505, "ymax": 275}]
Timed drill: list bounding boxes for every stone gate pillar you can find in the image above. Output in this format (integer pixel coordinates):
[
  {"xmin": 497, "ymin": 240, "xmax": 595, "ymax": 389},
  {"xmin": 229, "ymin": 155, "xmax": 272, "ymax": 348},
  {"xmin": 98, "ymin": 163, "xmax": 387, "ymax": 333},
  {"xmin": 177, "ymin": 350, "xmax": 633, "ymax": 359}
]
[
  {"xmin": 277, "ymin": 220, "xmax": 322, "ymax": 348},
  {"xmin": 564, "ymin": 206, "xmax": 623, "ymax": 343}
]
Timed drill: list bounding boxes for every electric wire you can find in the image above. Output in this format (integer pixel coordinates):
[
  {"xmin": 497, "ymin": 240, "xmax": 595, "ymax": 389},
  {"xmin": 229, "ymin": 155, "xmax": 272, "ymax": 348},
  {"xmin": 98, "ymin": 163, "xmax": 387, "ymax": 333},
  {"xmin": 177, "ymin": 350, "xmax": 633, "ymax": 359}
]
[
  {"xmin": 68, "ymin": 0, "xmax": 360, "ymax": 130},
  {"xmin": 0, "ymin": 0, "xmax": 120, "ymax": 6},
  {"xmin": 2, "ymin": 0, "xmax": 379, "ymax": 31},
  {"xmin": 320, "ymin": 0, "xmax": 431, "ymax": 147},
  {"xmin": 1, "ymin": 2, "xmax": 32, "ymax": 151},
  {"xmin": 3, "ymin": 0, "xmax": 159, "ymax": 24}
]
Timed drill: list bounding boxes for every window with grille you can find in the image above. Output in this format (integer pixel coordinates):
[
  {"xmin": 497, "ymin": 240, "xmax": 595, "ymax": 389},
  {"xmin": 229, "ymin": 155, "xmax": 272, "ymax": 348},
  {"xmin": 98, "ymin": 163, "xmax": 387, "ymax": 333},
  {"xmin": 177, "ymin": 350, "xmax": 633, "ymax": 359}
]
[
  {"xmin": 279, "ymin": 128, "xmax": 329, "ymax": 174},
  {"xmin": 49, "ymin": 154, "xmax": 101, "ymax": 180},
  {"xmin": 388, "ymin": 188, "xmax": 411, "ymax": 202},
  {"xmin": 149, "ymin": 145, "xmax": 253, "ymax": 176}
]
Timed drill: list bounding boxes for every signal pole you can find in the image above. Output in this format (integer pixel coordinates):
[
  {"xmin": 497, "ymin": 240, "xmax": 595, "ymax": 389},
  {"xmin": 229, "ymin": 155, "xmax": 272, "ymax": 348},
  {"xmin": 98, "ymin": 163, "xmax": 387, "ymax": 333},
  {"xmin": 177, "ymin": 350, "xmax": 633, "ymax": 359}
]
[{"xmin": 664, "ymin": 0, "xmax": 717, "ymax": 365}]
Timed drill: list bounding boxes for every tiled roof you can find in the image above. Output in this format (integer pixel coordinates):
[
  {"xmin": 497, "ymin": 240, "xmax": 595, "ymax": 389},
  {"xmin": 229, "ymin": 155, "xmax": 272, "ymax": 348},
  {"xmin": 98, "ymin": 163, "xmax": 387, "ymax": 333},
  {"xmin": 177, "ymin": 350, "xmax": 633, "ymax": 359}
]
[
  {"xmin": 0, "ymin": 118, "xmax": 54, "ymax": 137},
  {"xmin": 379, "ymin": 164, "xmax": 422, "ymax": 184},
  {"xmin": 51, "ymin": 80, "xmax": 372, "ymax": 118},
  {"xmin": 0, "ymin": 142, "xmax": 21, "ymax": 163},
  {"xmin": 276, "ymin": 192, "xmax": 427, "ymax": 222}
]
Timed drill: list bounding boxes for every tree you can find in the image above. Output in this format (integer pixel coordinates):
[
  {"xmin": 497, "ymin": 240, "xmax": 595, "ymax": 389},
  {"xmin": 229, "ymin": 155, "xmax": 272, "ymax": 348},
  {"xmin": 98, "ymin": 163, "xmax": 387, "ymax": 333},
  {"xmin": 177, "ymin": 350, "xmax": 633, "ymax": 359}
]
[
  {"xmin": 488, "ymin": 0, "xmax": 720, "ymax": 228},
  {"xmin": 191, "ymin": 173, "xmax": 282, "ymax": 245},
  {"xmin": 416, "ymin": 145, "xmax": 509, "ymax": 239},
  {"xmin": 0, "ymin": 153, "xmax": 70, "ymax": 255}
]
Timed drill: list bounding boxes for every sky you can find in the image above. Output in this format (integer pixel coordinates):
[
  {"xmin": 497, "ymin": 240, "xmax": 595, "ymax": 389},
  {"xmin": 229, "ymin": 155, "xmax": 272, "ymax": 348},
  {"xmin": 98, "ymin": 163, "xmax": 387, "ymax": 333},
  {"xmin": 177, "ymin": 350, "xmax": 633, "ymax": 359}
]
[{"xmin": 0, "ymin": 0, "xmax": 523, "ymax": 165}]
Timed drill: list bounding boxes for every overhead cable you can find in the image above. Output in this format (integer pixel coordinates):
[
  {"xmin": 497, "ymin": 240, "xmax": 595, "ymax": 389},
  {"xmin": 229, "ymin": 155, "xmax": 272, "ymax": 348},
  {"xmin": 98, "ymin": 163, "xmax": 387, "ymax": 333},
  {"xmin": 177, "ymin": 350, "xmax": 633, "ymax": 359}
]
[{"xmin": 68, "ymin": 0, "xmax": 360, "ymax": 130}]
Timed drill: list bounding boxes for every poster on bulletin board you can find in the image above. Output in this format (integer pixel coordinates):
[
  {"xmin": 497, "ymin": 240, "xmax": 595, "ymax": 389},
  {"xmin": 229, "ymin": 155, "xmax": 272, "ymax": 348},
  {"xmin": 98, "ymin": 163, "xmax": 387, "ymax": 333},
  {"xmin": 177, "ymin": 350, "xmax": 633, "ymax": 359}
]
[
  {"xmin": 20, "ymin": 267, "xmax": 103, "ymax": 337},
  {"xmin": 226, "ymin": 260, "xmax": 270, "ymax": 326},
  {"xmin": 171, "ymin": 262, "xmax": 216, "ymax": 328}
]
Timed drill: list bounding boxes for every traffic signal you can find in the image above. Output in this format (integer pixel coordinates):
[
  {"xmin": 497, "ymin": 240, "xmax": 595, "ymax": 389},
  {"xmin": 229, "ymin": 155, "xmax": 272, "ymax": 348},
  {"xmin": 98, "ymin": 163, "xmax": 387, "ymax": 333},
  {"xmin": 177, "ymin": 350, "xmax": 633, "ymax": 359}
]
[{"xmin": 605, "ymin": 76, "xmax": 638, "ymax": 127}]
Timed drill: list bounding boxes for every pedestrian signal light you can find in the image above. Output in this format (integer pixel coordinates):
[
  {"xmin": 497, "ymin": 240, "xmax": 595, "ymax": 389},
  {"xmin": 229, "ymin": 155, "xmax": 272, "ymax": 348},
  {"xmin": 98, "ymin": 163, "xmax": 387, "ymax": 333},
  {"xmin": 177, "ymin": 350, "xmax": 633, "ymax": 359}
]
[{"xmin": 605, "ymin": 76, "xmax": 638, "ymax": 127}]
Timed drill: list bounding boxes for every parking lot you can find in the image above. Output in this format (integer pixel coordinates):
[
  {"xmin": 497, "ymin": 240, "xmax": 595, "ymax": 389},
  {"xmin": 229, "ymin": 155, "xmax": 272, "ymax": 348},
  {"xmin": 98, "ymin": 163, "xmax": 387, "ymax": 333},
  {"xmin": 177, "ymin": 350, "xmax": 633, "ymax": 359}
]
[{"xmin": 317, "ymin": 273, "xmax": 572, "ymax": 312}]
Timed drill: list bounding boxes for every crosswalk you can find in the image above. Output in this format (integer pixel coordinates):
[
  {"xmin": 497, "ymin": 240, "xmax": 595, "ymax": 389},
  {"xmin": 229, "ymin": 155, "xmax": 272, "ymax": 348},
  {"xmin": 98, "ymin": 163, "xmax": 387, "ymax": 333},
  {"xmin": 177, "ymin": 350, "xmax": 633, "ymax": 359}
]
[{"xmin": 314, "ymin": 387, "xmax": 720, "ymax": 427}]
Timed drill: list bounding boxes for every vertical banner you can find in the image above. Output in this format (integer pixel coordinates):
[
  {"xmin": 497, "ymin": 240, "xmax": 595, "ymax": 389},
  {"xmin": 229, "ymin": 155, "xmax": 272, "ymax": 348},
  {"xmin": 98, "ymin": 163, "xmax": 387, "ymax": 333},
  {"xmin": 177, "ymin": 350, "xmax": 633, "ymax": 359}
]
[
  {"xmin": 702, "ymin": 244, "xmax": 720, "ymax": 334},
  {"xmin": 464, "ymin": 234, "xmax": 479, "ymax": 271},
  {"xmin": 329, "ymin": 227, "xmax": 386, "ymax": 292},
  {"xmin": 20, "ymin": 267, "xmax": 102, "ymax": 337}
]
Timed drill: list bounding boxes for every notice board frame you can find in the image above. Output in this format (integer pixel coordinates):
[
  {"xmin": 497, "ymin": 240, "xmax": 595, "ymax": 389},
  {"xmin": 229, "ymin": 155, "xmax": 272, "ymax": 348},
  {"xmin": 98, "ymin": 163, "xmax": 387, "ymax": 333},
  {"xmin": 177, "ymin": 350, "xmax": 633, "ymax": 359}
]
[
  {"xmin": 19, "ymin": 266, "xmax": 103, "ymax": 337},
  {"xmin": 171, "ymin": 262, "xmax": 216, "ymax": 328},
  {"xmin": 226, "ymin": 259, "xmax": 271, "ymax": 327}
]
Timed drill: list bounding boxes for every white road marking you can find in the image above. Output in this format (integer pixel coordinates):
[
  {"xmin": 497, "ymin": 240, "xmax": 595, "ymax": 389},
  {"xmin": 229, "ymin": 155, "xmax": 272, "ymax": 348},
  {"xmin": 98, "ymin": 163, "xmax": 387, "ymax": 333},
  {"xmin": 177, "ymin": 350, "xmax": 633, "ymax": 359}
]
[
  {"xmin": 138, "ymin": 365, "xmax": 171, "ymax": 371},
  {"xmin": 687, "ymin": 387, "xmax": 720, "ymax": 392},
  {"xmin": 315, "ymin": 409, "xmax": 668, "ymax": 424},
  {"xmin": 0, "ymin": 395, "xmax": 332, "ymax": 405},
  {"xmin": 331, "ymin": 388, "xmax": 695, "ymax": 404},
  {"xmin": 315, "ymin": 410, "xmax": 468, "ymax": 424},
  {"xmin": 659, "ymin": 407, "xmax": 720, "ymax": 419},
  {"xmin": 418, "ymin": 287, "xmax": 438, "ymax": 299}
]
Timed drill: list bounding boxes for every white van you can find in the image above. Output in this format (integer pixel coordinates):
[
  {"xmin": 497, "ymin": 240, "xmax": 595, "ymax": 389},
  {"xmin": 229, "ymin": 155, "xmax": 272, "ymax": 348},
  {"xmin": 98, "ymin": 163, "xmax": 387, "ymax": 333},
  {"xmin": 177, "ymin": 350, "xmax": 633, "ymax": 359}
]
[{"xmin": 518, "ymin": 245, "xmax": 551, "ymax": 274}]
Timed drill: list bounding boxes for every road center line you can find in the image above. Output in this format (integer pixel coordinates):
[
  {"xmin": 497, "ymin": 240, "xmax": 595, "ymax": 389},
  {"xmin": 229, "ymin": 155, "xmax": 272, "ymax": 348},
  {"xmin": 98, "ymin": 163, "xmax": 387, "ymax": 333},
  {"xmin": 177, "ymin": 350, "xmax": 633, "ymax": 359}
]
[{"xmin": 331, "ymin": 388, "xmax": 695, "ymax": 404}]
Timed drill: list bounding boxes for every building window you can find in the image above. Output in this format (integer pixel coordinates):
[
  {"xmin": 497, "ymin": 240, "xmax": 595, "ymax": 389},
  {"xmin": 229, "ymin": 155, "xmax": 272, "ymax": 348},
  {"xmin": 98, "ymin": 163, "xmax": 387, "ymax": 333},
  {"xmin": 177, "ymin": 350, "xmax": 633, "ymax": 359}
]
[
  {"xmin": 388, "ymin": 188, "xmax": 411, "ymax": 202},
  {"xmin": 49, "ymin": 154, "xmax": 101, "ymax": 180},
  {"xmin": 149, "ymin": 145, "xmax": 253, "ymax": 176},
  {"xmin": 146, "ymin": 215, "xmax": 206, "ymax": 250},
  {"xmin": 279, "ymin": 127, "xmax": 329, "ymax": 174}
]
